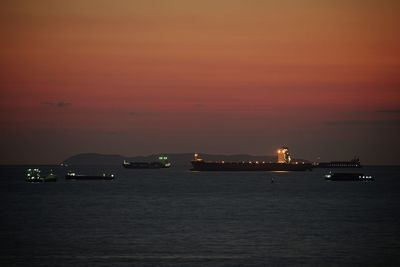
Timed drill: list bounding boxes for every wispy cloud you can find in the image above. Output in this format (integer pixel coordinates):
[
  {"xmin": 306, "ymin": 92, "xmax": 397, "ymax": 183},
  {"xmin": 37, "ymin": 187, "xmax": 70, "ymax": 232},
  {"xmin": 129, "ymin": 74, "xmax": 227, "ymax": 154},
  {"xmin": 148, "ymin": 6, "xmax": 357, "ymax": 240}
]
[
  {"xmin": 98, "ymin": 131, "xmax": 119, "ymax": 135},
  {"xmin": 323, "ymin": 119, "xmax": 400, "ymax": 126},
  {"xmin": 42, "ymin": 101, "xmax": 71, "ymax": 108},
  {"xmin": 376, "ymin": 109, "xmax": 400, "ymax": 113},
  {"xmin": 129, "ymin": 111, "xmax": 160, "ymax": 117}
]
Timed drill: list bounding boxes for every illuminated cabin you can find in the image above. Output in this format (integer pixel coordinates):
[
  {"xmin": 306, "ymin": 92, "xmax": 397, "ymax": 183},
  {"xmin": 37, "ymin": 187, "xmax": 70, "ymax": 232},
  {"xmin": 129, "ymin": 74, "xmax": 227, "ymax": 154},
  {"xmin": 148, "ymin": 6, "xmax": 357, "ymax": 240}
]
[
  {"xmin": 193, "ymin": 153, "xmax": 203, "ymax": 161},
  {"xmin": 277, "ymin": 147, "xmax": 291, "ymax": 163}
]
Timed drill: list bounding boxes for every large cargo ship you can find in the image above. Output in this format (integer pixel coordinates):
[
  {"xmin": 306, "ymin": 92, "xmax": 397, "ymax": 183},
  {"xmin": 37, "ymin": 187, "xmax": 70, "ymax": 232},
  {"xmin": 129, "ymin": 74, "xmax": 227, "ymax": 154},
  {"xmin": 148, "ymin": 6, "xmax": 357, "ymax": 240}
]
[
  {"xmin": 191, "ymin": 147, "xmax": 313, "ymax": 171},
  {"xmin": 123, "ymin": 156, "xmax": 171, "ymax": 169},
  {"xmin": 315, "ymin": 158, "xmax": 362, "ymax": 168}
]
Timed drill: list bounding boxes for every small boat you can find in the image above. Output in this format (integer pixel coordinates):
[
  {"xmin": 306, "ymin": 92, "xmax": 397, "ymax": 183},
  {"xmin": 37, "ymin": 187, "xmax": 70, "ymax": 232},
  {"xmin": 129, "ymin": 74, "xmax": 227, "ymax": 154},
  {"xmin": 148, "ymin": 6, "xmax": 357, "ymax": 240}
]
[
  {"xmin": 44, "ymin": 170, "xmax": 58, "ymax": 182},
  {"xmin": 324, "ymin": 172, "xmax": 373, "ymax": 181},
  {"xmin": 65, "ymin": 171, "xmax": 115, "ymax": 180},
  {"xmin": 26, "ymin": 169, "xmax": 57, "ymax": 182}
]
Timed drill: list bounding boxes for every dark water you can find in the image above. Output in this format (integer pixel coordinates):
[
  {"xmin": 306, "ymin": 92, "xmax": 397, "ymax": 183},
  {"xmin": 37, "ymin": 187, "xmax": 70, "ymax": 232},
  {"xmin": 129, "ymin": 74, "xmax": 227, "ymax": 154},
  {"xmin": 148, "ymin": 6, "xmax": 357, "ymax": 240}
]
[{"xmin": 1, "ymin": 165, "xmax": 400, "ymax": 266}]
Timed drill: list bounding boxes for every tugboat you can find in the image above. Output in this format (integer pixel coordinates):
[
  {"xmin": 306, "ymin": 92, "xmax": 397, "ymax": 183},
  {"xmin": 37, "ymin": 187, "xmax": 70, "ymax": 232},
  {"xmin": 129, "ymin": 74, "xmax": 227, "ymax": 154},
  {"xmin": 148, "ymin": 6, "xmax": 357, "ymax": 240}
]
[
  {"xmin": 191, "ymin": 147, "xmax": 313, "ymax": 171},
  {"xmin": 26, "ymin": 169, "xmax": 57, "ymax": 182},
  {"xmin": 123, "ymin": 156, "xmax": 171, "ymax": 169},
  {"xmin": 324, "ymin": 172, "xmax": 373, "ymax": 181},
  {"xmin": 65, "ymin": 171, "xmax": 115, "ymax": 180}
]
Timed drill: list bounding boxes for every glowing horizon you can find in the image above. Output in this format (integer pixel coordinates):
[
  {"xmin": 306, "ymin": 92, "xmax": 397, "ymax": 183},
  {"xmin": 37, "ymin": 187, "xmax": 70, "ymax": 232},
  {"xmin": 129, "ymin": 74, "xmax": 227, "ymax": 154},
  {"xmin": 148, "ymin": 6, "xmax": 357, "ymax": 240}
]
[{"xmin": 1, "ymin": 0, "xmax": 399, "ymax": 164}]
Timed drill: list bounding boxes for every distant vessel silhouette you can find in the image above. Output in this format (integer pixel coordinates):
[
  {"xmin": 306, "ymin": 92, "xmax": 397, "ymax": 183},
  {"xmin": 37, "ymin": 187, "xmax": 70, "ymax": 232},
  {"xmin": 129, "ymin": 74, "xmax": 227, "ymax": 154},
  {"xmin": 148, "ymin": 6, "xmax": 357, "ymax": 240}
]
[
  {"xmin": 123, "ymin": 156, "xmax": 171, "ymax": 169},
  {"xmin": 191, "ymin": 147, "xmax": 313, "ymax": 171},
  {"xmin": 324, "ymin": 172, "xmax": 373, "ymax": 181},
  {"xmin": 65, "ymin": 171, "xmax": 114, "ymax": 180},
  {"xmin": 315, "ymin": 157, "xmax": 362, "ymax": 168}
]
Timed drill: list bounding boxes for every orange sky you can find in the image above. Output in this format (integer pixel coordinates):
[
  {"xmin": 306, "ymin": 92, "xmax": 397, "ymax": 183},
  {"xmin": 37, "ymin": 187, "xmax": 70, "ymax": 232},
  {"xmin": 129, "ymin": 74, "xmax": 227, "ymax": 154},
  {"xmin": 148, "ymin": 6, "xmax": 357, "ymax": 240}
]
[{"xmin": 1, "ymin": 0, "xmax": 400, "ymax": 164}]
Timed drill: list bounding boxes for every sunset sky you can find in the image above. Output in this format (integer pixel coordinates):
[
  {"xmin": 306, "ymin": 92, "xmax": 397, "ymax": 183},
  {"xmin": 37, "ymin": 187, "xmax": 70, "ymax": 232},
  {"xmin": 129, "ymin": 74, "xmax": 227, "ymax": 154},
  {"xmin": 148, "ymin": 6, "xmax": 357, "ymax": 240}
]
[{"xmin": 1, "ymin": 0, "xmax": 399, "ymax": 164}]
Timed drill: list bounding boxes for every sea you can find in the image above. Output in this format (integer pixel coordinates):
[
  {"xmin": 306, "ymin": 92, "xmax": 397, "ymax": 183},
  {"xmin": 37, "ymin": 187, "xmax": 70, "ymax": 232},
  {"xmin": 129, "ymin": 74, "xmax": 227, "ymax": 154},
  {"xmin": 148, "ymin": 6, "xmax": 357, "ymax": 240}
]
[{"xmin": 1, "ymin": 165, "xmax": 399, "ymax": 266}]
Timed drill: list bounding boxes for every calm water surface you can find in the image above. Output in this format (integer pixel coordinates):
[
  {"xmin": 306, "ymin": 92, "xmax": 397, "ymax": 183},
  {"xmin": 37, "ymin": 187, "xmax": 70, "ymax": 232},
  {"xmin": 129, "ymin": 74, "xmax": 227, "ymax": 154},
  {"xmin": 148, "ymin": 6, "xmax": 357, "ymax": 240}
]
[{"xmin": 1, "ymin": 165, "xmax": 399, "ymax": 266}]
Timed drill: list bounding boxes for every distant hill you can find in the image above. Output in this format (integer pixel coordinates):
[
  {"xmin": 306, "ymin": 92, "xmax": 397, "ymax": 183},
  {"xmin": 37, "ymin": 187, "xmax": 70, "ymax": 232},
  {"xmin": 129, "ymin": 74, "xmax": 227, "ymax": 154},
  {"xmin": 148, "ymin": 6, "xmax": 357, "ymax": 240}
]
[{"xmin": 63, "ymin": 153, "xmax": 309, "ymax": 166}]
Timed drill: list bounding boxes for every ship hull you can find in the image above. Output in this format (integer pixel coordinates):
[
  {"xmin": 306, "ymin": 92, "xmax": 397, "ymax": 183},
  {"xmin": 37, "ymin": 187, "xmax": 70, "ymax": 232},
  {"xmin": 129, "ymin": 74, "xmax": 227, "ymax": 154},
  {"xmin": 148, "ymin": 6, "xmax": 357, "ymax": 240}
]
[
  {"xmin": 315, "ymin": 162, "xmax": 362, "ymax": 168},
  {"xmin": 315, "ymin": 158, "xmax": 362, "ymax": 168},
  {"xmin": 25, "ymin": 177, "xmax": 57, "ymax": 182},
  {"xmin": 65, "ymin": 174, "xmax": 114, "ymax": 180},
  {"xmin": 191, "ymin": 161, "xmax": 313, "ymax": 171}
]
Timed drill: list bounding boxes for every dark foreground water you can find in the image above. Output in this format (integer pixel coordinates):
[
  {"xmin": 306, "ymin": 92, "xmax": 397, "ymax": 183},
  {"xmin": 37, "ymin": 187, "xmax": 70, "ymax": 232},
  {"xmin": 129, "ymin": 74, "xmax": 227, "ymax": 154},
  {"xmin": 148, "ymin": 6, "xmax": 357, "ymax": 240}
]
[{"xmin": 1, "ymin": 165, "xmax": 399, "ymax": 266}]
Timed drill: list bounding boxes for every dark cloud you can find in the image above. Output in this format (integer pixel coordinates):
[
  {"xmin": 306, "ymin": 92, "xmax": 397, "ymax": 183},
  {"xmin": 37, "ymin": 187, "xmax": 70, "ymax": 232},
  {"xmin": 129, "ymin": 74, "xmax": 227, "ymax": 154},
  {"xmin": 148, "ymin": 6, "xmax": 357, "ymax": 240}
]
[
  {"xmin": 98, "ymin": 131, "xmax": 119, "ymax": 135},
  {"xmin": 42, "ymin": 101, "xmax": 71, "ymax": 108},
  {"xmin": 323, "ymin": 119, "xmax": 400, "ymax": 126},
  {"xmin": 376, "ymin": 109, "xmax": 400, "ymax": 113}
]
